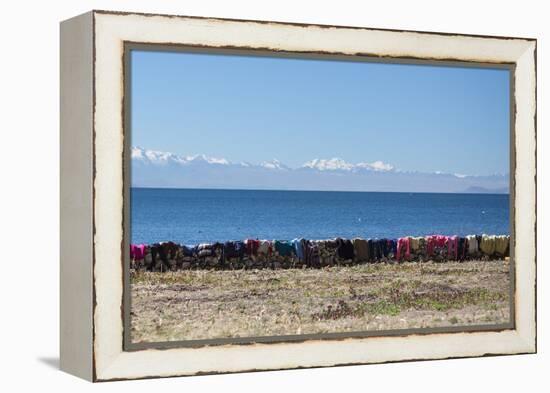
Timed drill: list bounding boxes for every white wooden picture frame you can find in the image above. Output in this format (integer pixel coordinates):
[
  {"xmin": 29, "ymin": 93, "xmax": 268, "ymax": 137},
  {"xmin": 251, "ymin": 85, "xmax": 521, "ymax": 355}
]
[{"xmin": 60, "ymin": 10, "xmax": 536, "ymax": 381}]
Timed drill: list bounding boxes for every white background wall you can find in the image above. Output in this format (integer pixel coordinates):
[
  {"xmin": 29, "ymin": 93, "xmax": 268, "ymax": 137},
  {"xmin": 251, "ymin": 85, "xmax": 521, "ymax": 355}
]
[{"xmin": 0, "ymin": 0, "xmax": 546, "ymax": 390}]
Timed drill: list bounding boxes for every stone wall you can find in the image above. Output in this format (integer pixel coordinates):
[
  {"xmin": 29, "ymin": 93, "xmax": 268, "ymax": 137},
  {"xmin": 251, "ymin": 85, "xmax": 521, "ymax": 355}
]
[{"xmin": 130, "ymin": 235, "xmax": 510, "ymax": 272}]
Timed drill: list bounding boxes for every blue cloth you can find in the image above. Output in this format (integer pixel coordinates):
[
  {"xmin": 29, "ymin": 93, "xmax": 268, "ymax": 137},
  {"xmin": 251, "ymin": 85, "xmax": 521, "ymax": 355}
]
[
  {"xmin": 388, "ymin": 239, "xmax": 397, "ymax": 254},
  {"xmin": 292, "ymin": 238, "xmax": 305, "ymax": 260}
]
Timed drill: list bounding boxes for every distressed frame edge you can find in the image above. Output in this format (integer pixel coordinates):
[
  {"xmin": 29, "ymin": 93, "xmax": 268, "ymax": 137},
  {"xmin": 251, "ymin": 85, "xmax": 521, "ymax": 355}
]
[
  {"xmin": 59, "ymin": 10, "xmax": 95, "ymax": 381},
  {"xmin": 90, "ymin": 11, "xmax": 537, "ymax": 381},
  {"xmin": 512, "ymin": 40, "xmax": 537, "ymax": 353},
  {"xmin": 91, "ymin": 8, "xmax": 537, "ymax": 42}
]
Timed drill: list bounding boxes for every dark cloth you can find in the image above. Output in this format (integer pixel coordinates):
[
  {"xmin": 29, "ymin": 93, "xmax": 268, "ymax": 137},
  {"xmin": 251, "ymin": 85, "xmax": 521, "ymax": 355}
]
[
  {"xmin": 336, "ymin": 238, "xmax": 355, "ymax": 260},
  {"xmin": 388, "ymin": 239, "xmax": 397, "ymax": 255},
  {"xmin": 368, "ymin": 239, "xmax": 383, "ymax": 261},
  {"xmin": 325, "ymin": 239, "xmax": 339, "ymax": 251},
  {"xmin": 149, "ymin": 243, "xmax": 160, "ymax": 271},
  {"xmin": 316, "ymin": 240, "xmax": 338, "ymax": 265},
  {"xmin": 369, "ymin": 239, "xmax": 375, "ymax": 260},
  {"xmin": 162, "ymin": 241, "xmax": 179, "ymax": 260},
  {"xmin": 212, "ymin": 242, "xmax": 224, "ymax": 263},
  {"xmin": 458, "ymin": 237, "xmax": 468, "ymax": 261},
  {"xmin": 180, "ymin": 244, "xmax": 195, "ymax": 257},
  {"xmin": 379, "ymin": 238, "xmax": 389, "ymax": 257},
  {"xmin": 149, "ymin": 242, "xmax": 173, "ymax": 271},
  {"xmin": 304, "ymin": 240, "xmax": 320, "ymax": 267},
  {"xmin": 352, "ymin": 238, "xmax": 369, "ymax": 261},
  {"xmin": 224, "ymin": 241, "xmax": 245, "ymax": 259}
]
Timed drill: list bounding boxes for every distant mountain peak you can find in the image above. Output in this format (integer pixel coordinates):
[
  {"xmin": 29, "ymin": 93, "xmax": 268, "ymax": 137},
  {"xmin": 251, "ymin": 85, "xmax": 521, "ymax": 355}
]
[
  {"xmin": 302, "ymin": 157, "xmax": 394, "ymax": 172},
  {"xmin": 186, "ymin": 154, "xmax": 229, "ymax": 165},
  {"xmin": 356, "ymin": 160, "xmax": 395, "ymax": 172},
  {"xmin": 261, "ymin": 159, "xmax": 289, "ymax": 170},
  {"xmin": 132, "ymin": 146, "xmax": 184, "ymax": 164},
  {"xmin": 302, "ymin": 158, "xmax": 354, "ymax": 171},
  {"xmin": 132, "ymin": 147, "xmax": 229, "ymax": 166}
]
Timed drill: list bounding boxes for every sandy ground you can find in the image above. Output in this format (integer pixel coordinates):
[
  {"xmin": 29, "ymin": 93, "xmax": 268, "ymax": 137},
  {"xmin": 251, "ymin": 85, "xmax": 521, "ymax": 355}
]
[{"xmin": 130, "ymin": 260, "xmax": 510, "ymax": 343}]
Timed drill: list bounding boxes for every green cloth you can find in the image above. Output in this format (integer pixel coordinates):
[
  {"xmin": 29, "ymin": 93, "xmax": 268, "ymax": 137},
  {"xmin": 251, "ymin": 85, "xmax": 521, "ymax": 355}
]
[{"xmin": 274, "ymin": 240, "xmax": 294, "ymax": 257}]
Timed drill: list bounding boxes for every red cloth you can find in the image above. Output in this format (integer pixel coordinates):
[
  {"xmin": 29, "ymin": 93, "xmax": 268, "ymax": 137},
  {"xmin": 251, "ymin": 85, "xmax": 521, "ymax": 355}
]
[
  {"xmin": 426, "ymin": 235, "xmax": 447, "ymax": 256},
  {"xmin": 396, "ymin": 237, "xmax": 411, "ymax": 261},
  {"xmin": 245, "ymin": 239, "xmax": 260, "ymax": 256},
  {"xmin": 447, "ymin": 236, "xmax": 458, "ymax": 260}
]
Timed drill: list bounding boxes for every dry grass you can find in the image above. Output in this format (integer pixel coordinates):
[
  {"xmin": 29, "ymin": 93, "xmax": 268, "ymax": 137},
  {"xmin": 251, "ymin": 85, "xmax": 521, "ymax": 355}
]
[{"xmin": 130, "ymin": 260, "xmax": 510, "ymax": 343}]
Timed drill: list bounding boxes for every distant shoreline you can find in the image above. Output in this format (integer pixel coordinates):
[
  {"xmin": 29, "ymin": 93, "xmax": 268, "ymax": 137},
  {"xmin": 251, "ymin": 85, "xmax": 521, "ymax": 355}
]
[{"xmin": 130, "ymin": 186, "xmax": 510, "ymax": 196}]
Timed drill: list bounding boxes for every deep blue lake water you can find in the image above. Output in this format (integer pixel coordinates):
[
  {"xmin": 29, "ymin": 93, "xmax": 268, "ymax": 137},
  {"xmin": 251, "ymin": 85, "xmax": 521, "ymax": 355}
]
[{"xmin": 130, "ymin": 188, "xmax": 510, "ymax": 245}]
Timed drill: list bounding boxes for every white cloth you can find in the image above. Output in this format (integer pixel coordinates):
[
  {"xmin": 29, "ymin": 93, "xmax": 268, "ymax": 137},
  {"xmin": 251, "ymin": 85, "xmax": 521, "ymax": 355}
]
[
  {"xmin": 257, "ymin": 240, "xmax": 272, "ymax": 255},
  {"xmin": 466, "ymin": 235, "xmax": 478, "ymax": 254}
]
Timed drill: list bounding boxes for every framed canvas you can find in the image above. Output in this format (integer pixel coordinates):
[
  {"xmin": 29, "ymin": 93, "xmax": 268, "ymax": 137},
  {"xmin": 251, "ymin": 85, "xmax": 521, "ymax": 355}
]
[{"xmin": 60, "ymin": 10, "xmax": 537, "ymax": 382}]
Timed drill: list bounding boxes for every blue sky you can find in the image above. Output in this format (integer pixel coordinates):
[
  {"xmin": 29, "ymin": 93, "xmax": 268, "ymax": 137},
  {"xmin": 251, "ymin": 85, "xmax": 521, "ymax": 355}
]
[{"xmin": 131, "ymin": 50, "xmax": 510, "ymax": 176}]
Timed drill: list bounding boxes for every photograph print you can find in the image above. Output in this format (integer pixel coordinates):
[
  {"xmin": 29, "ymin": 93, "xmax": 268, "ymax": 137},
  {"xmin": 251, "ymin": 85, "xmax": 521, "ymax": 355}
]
[{"xmin": 127, "ymin": 47, "xmax": 512, "ymax": 346}]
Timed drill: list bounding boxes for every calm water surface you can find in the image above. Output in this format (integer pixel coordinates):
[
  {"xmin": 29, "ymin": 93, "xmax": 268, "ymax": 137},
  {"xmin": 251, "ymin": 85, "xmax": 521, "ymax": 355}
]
[{"xmin": 131, "ymin": 188, "xmax": 509, "ymax": 244}]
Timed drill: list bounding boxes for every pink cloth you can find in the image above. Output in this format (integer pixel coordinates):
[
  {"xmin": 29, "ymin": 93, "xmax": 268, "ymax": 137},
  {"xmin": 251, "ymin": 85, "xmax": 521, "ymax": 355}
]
[
  {"xmin": 130, "ymin": 244, "xmax": 146, "ymax": 260},
  {"xmin": 396, "ymin": 237, "xmax": 411, "ymax": 261},
  {"xmin": 447, "ymin": 236, "xmax": 458, "ymax": 260}
]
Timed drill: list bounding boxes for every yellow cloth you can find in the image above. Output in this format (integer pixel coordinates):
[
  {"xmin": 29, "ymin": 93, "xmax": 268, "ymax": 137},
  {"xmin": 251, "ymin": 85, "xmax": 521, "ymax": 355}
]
[
  {"xmin": 410, "ymin": 237, "xmax": 421, "ymax": 252},
  {"xmin": 495, "ymin": 235, "xmax": 509, "ymax": 255},
  {"xmin": 480, "ymin": 234, "xmax": 496, "ymax": 256}
]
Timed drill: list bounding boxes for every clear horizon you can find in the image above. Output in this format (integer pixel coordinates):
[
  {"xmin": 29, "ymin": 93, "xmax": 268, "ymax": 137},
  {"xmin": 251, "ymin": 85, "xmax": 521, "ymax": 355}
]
[{"xmin": 130, "ymin": 185, "xmax": 509, "ymax": 196}]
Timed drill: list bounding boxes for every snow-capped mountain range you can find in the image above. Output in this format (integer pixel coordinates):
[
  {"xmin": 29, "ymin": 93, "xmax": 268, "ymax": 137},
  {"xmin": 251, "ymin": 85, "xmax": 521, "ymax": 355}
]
[
  {"xmin": 131, "ymin": 147, "xmax": 509, "ymax": 194},
  {"xmin": 132, "ymin": 147, "xmax": 394, "ymax": 172}
]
